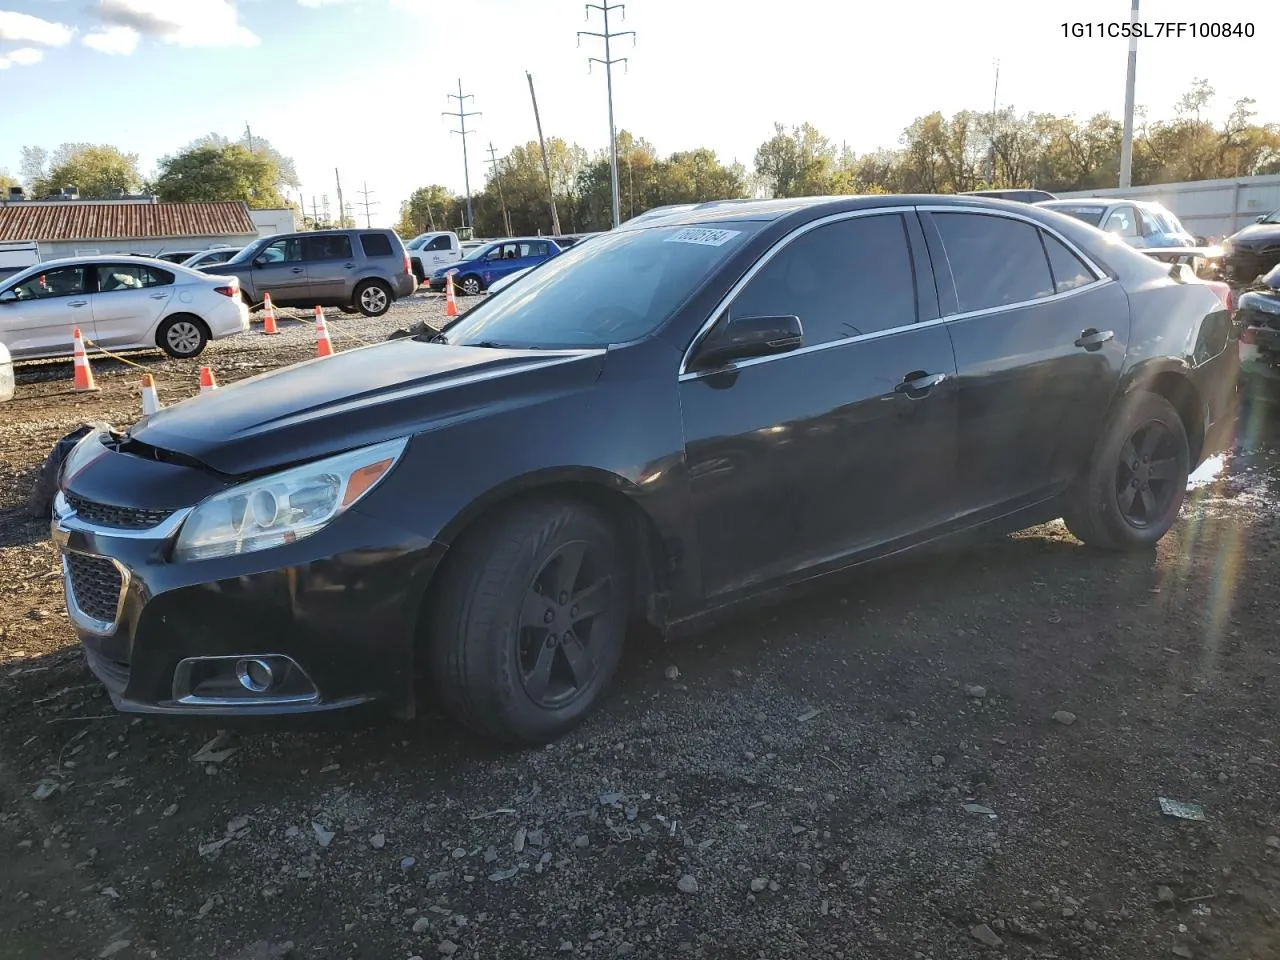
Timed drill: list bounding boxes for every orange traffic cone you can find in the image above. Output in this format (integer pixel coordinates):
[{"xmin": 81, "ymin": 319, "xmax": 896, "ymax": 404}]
[
  {"xmin": 140, "ymin": 373, "xmax": 161, "ymax": 415},
  {"xmin": 314, "ymin": 306, "xmax": 334, "ymax": 358},
  {"xmin": 261, "ymin": 292, "xmax": 280, "ymax": 335},
  {"xmin": 71, "ymin": 327, "xmax": 99, "ymax": 392},
  {"xmin": 445, "ymin": 274, "xmax": 458, "ymax": 318},
  {"xmin": 198, "ymin": 366, "xmax": 218, "ymax": 394}
]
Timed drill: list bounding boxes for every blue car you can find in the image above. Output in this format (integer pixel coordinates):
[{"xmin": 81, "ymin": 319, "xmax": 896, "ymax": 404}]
[{"xmin": 429, "ymin": 237, "xmax": 563, "ymax": 295}]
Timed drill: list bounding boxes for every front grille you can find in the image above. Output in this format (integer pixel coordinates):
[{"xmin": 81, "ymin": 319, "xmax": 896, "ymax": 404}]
[
  {"xmin": 1226, "ymin": 250, "xmax": 1277, "ymax": 284},
  {"xmin": 66, "ymin": 554, "xmax": 124, "ymax": 625},
  {"xmin": 66, "ymin": 493, "xmax": 171, "ymax": 530}
]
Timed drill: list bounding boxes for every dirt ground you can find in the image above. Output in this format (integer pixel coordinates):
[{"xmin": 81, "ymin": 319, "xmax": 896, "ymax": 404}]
[{"xmin": 2, "ymin": 302, "xmax": 1279, "ymax": 960}]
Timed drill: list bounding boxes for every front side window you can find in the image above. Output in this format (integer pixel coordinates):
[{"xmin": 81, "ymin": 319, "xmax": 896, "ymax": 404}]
[
  {"xmin": 260, "ymin": 238, "xmax": 303, "ymax": 263},
  {"xmin": 1103, "ymin": 206, "xmax": 1140, "ymax": 238},
  {"xmin": 728, "ymin": 214, "xmax": 917, "ymax": 345},
  {"xmin": 426, "ymin": 235, "xmax": 453, "ymax": 252},
  {"xmin": 96, "ymin": 264, "xmax": 173, "ymax": 292},
  {"xmin": 933, "ymin": 213, "xmax": 1056, "ymax": 312},
  {"xmin": 1040, "ymin": 232, "xmax": 1097, "ymax": 294},
  {"xmin": 10, "ymin": 266, "xmax": 88, "ymax": 300},
  {"xmin": 304, "ymin": 235, "xmax": 353, "ymax": 261}
]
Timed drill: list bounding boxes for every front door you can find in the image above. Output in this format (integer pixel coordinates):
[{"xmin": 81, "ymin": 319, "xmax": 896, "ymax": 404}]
[
  {"xmin": 680, "ymin": 212, "xmax": 959, "ymax": 601},
  {"xmin": 922, "ymin": 210, "xmax": 1130, "ymax": 516},
  {"xmin": 88, "ymin": 262, "xmax": 175, "ymax": 350},
  {"xmin": 0, "ymin": 265, "xmax": 92, "ymax": 358},
  {"xmin": 251, "ymin": 236, "xmax": 310, "ymax": 304},
  {"xmin": 302, "ymin": 233, "xmax": 356, "ymax": 302},
  {"xmin": 424, "ymin": 234, "xmax": 456, "ymax": 270}
]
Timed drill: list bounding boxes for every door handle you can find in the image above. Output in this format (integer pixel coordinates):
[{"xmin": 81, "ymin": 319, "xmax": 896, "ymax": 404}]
[
  {"xmin": 894, "ymin": 372, "xmax": 947, "ymax": 396},
  {"xmin": 1075, "ymin": 328, "xmax": 1115, "ymax": 350},
  {"xmin": 68, "ymin": 300, "xmax": 87, "ymax": 307},
  {"xmin": 291, "ymin": 267, "xmax": 304, "ymax": 274},
  {"xmin": 344, "ymin": 262, "xmax": 356, "ymax": 269},
  {"xmin": 149, "ymin": 293, "xmax": 168, "ymax": 300}
]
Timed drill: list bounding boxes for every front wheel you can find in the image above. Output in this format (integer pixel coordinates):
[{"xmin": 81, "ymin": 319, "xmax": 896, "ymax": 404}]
[
  {"xmin": 426, "ymin": 499, "xmax": 630, "ymax": 744},
  {"xmin": 458, "ymin": 274, "xmax": 483, "ymax": 296},
  {"xmin": 157, "ymin": 314, "xmax": 209, "ymax": 359},
  {"xmin": 1063, "ymin": 390, "xmax": 1190, "ymax": 550}
]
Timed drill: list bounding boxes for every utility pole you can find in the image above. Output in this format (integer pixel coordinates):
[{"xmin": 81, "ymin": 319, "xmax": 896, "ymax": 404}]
[
  {"xmin": 443, "ymin": 79, "xmax": 480, "ymax": 231},
  {"xmin": 1118, "ymin": 0, "xmax": 1139, "ymax": 188},
  {"xmin": 357, "ymin": 181, "xmax": 378, "ymax": 228},
  {"xmin": 526, "ymin": 72, "xmax": 562, "ymax": 236},
  {"xmin": 486, "ymin": 143, "xmax": 513, "ymax": 237},
  {"xmin": 987, "ymin": 59, "xmax": 1000, "ymax": 187},
  {"xmin": 245, "ymin": 122, "xmax": 255, "ymax": 153},
  {"xmin": 334, "ymin": 168, "xmax": 346, "ymax": 228},
  {"xmin": 578, "ymin": 2, "xmax": 635, "ymax": 229}
]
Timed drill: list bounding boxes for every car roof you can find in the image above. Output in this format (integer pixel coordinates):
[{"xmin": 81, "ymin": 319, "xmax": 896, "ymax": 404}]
[
  {"xmin": 1040, "ymin": 199, "xmax": 1108, "ymax": 209},
  {"xmin": 6, "ymin": 254, "xmax": 208, "ymax": 279}
]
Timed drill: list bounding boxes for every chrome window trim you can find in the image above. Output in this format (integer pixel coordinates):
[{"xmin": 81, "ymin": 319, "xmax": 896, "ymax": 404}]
[
  {"xmin": 677, "ymin": 204, "xmax": 1115, "ymax": 383},
  {"xmin": 678, "ymin": 206, "xmax": 918, "ymax": 379}
]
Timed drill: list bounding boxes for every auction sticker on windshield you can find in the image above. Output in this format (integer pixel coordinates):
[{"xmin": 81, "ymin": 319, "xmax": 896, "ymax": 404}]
[{"xmin": 664, "ymin": 227, "xmax": 741, "ymax": 247}]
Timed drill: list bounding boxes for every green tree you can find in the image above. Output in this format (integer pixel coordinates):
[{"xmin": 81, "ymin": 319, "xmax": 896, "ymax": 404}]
[
  {"xmin": 394, "ymin": 185, "xmax": 462, "ymax": 238},
  {"xmin": 25, "ymin": 143, "xmax": 142, "ymax": 198},
  {"xmin": 753, "ymin": 123, "xmax": 837, "ymax": 197},
  {"xmin": 183, "ymin": 132, "xmax": 301, "ymax": 193},
  {"xmin": 0, "ymin": 170, "xmax": 15, "ymax": 193},
  {"xmin": 153, "ymin": 144, "xmax": 286, "ymax": 208}
]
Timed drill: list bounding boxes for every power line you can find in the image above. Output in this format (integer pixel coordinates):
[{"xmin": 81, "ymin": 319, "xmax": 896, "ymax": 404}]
[
  {"xmin": 443, "ymin": 79, "xmax": 481, "ymax": 232},
  {"xmin": 357, "ymin": 181, "xmax": 378, "ymax": 228},
  {"xmin": 485, "ymin": 143, "xmax": 512, "ymax": 237},
  {"xmin": 578, "ymin": 2, "xmax": 635, "ymax": 229}
]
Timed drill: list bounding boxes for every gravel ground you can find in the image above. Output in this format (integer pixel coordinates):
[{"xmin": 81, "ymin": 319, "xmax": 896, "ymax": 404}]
[{"xmin": 1, "ymin": 310, "xmax": 1280, "ymax": 960}]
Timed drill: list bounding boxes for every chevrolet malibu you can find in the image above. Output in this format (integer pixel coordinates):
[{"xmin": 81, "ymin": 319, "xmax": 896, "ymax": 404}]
[{"xmin": 53, "ymin": 196, "xmax": 1237, "ymax": 744}]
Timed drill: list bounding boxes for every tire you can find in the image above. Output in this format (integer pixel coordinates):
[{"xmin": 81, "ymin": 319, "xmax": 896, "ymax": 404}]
[
  {"xmin": 157, "ymin": 314, "xmax": 209, "ymax": 359},
  {"xmin": 353, "ymin": 280, "xmax": 392, "ymax": 317},
  {"xmin": 458, "ymin": 274, "xmax": 484, "ymax": 297},
  {"xmin": 1062, "ymin": 390, "xmax": 1190, "ymax": 550},
  {"xmin": 426, "ymin": 498, "xmax": 631, "ymax": 744}
]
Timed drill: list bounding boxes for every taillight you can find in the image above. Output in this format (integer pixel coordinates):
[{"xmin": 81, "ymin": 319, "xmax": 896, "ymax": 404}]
[
  {"xmin": 214, "ymin": 286, "xmax": 236, "ymax": 298},
  {"xmin": 404, "ymin": 254, "xmax": 412, "ymax": 276}
]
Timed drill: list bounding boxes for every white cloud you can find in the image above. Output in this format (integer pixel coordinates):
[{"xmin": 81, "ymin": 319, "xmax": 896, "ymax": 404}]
[
  {"xmin": 6, "ymin": 46, "xmax": 43, "ymax": 65},
  {"xmin": 94, "ymin": 0, "xmax": 259, "ymax": 49},
  {"xmin": 296, "ymin": 0, "xmax": 359, "ymax": 6},
  {"xmin": 0, "ymin": 11, "xmax": 74, "ymax": 46},
  {"xmin": 387, "ymin": 0, "xmax": 430, "ymax": 13},
  {"xmin": 83, "ymin": 26, "xmax": 140, "ymax": 55}
]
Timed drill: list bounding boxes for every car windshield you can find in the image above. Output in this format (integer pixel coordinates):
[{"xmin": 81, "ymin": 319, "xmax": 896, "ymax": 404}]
[
  {"xmin": 461, "ymin": 244, "xmax": 494, "ymax": 261},
  {"xmin": 1048, "ymin": 205, "xmax": 1106, "ymax": 227},
  {"xmin": 406, "ymin": 235, "xmax": 429, "ymax": 250},
  {"xmin": 224, "ymin": 240, "xmax": 266, "ymax": 265},
  {"xmin": 434, "ymin": 222, "xmax": 757, "ymax": 349},
  {"xmin": 1263, "ymin": 210, "xmax": 1280, "ymax": 225}
]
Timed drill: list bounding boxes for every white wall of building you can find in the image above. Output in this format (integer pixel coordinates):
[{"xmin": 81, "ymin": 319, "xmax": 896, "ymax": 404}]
[{"xmin": 250, "ymin": 209, "xmax": 297, "ymax": 237}]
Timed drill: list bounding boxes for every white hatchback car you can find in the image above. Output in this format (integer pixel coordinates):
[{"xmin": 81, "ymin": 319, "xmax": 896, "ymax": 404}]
[{"xmin": 0, "ymin": 256, "xmax": 249, "ymax": 361}]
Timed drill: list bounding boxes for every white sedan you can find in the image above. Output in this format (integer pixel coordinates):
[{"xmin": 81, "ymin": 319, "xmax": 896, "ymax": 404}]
[{"xmin": 0, "ymin": 256, "xmax": 249, "ymax": 361}]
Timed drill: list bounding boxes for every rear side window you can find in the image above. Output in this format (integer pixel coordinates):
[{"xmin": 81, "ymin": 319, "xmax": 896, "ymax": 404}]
[
  {"xmin": 1040, "ymin": 232, "xmax": 1097, "ymax": 294},
  {"xmin": 303, "ymin": 235, "xmax": 354, "ymax": 261},
  {"xmin": 933, "ymin": 213, "xmax": 1055, "ymax": 312},
  {"xmin": 95, "ymin": 264, "xmax": 173, "ymax": 292},
  {"xmin": 522, "ymin": 242, "xmax": 551, "ymax": 258},
  {"xmin": 729, "ymin": 213, "xmax": 918, "ymax": 346},
  {"xmin": 1102, "ymin": 206, "xmax": 1140, "ymax": 238},
  {"xmin": 426, "ymin": 235, "xmax": 452, "ymax": 252},
  {"xmin": 360, "ymin": 232, "xmax": 394, "ymax": 257}
]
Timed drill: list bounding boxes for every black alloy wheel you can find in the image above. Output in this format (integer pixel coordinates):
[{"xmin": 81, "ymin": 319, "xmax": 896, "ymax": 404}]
[
  {"xmin": 1114, "ymin": 420, "xmax": 1181, "ymax": 528},
  {"xmin": 517, "ymin": 541, "xmax": 611, "ymax": 709}
]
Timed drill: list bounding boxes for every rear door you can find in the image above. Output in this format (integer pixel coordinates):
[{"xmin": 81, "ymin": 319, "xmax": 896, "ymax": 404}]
[
  {"xmin": 251, "ymin": 236, "xmax": 309, "ymax": 304},
  {"xmin": 89, "ymin": 262, "xmax": 176, "ymax": 349},
  {"xmin": 0, "ymin": 265, "xmax": 92, "ymax": 358},
  {"xmin": 303, "ymin": 234, "xmax": 356, "ymax": 303},
  {"xmin": 680, "ymin": 211, "xmax": 959, "ymax": 599},
  {"xmin": 921, "ymin": 209, "xmax": 1130, "ymax": 517}
]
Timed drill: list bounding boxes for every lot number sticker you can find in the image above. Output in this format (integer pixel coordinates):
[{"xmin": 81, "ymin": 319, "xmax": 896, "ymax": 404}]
[{"xmin": 664, "ymin": 227, "xmax": 741, "ymax": 247}]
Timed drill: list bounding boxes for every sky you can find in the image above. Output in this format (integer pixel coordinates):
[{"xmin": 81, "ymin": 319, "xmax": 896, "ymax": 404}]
[{"xmin": 0, "ymin": 0, "xmax": 1275, "ymax": 227}]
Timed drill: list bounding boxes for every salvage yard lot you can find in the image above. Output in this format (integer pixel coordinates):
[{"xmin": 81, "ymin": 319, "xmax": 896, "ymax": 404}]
[{"xmin": 2, "ymin": 296, "xmax": 1280, "ymax": 960}]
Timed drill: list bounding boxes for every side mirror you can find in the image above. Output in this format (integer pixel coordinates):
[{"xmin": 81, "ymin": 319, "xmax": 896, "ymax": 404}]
[
  {"xmin": 691, "ymin": 315, "xmax": 803, "ymax": 370},
  {"xmin": 1257, "ymin": 214, "xmax": 1267, "ymax": 224},
  {"xmin": 0, "ymin": 290, "xmax": 16, "ymax": 304},
  {"xmin": 252, "ymin": 256, "xmax": 268, "ymax": 267}
]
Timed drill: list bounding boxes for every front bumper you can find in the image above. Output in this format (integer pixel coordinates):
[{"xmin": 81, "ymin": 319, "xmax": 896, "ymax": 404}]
[{"xmin": 52, "ymin": 490, "xmax": 444, "ymax": 717}]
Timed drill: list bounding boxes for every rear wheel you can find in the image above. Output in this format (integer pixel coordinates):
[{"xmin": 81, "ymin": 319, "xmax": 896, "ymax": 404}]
[
  {"xmin": 354, "ymin": 280, "xmax": 392, "ymax": 317},
  {"xmin": 426, "ymin": 498, "xmax": 630, "ymax": 744},
  {"xmin": 157, "ymin": 314, "xmax": 209, "ymax": 359},
  {"xmin": 1063, "ymin": 391, "xmax": 1190, "ymax": 550}
]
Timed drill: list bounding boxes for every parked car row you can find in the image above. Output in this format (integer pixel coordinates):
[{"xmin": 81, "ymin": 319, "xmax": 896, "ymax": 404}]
[
  {"xmin": 53, "ymin": 195, "xmax": 1236, "ymax": 744},
  {"xmin": 428, "ymin": 237, "xmax": 565, "ymax": 295}
]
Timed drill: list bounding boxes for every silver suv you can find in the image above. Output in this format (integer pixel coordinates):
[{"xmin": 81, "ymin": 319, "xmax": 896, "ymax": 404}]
[{"xmin": 206, "ymin": 229, "xmax": 415, "ymax": 317}]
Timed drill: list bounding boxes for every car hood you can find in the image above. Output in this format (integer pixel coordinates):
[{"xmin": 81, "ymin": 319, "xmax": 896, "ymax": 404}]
[
  {"xmin": 128, "ymin": 339, "xmax": 607, "ymax": 476},
  {"xmin": 1228, "ymin": 223, "xmax": 1280, "ymax": 248}
]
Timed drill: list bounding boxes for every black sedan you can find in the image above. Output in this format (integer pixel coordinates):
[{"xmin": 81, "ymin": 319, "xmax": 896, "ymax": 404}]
[
  {"xmin": 1237, "ymin": 263, "xmax": 1280, "ymax": 403},
  {"xmin": 1223, "ymin": 209, "xmax": 1280, "ymax": 283},
  {"xmin": 53, "ymin": 196, "xmax": 1237, "ymax": 744}
]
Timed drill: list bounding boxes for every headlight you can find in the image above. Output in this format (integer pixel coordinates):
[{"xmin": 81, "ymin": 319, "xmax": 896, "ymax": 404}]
[
  {"xmin": 173, "ymin": 437, "xmax": 407, "ymax": 562},
  {"xmin": 1221, "ymin": 239, "xmax": 1233, "ymax": 255}
]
